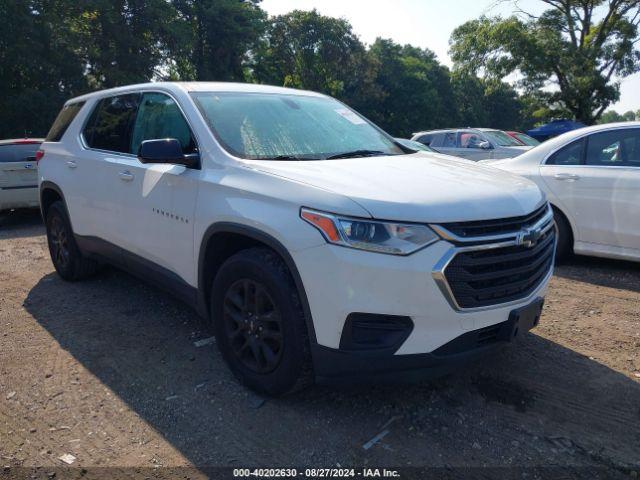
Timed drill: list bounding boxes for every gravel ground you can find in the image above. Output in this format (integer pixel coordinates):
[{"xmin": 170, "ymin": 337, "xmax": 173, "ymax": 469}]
[{"xmin": 1, "ymin": 209, "xmax": 639, "ymax": 479}]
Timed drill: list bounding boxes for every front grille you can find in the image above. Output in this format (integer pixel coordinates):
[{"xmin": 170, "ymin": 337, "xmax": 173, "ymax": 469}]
[
  {"xmin": 443, "ymin": 227, "xmax": 555, "ymax": 308},
  {"xmin": 439, "ymin": 203, "xmax": 549, "ymax": 239}
]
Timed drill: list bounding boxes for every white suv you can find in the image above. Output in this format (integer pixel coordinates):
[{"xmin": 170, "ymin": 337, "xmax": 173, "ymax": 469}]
[{"xmin": 38, "ymin": 82, "xmax": 554, "ymax": 395}]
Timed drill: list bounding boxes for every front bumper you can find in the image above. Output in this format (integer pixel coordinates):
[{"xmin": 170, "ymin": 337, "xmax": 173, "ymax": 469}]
[
  {"xmin": 292, "ymin": 239, "xmax": 552, "ymax": 355},
  {"xmin": 312, "ymin": 298, "xmax": 544, "ymax": 383}
]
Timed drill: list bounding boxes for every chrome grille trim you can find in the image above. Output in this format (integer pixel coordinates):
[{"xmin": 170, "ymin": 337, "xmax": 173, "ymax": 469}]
[{"xmin": 431, "ymin": 204, "xmax": 556, "ymax": 312}]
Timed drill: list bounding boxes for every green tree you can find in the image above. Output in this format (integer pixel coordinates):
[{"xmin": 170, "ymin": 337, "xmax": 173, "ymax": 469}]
[
  {"xmin": 598, "ymin": 109, "xmax": 637, "ymax": 123},
  {"xmin": 72, "ymin": 0, "xmax": 180, "ymax": 88},
  {"xmin": 450, "ymin": 1, "xmax": 640, "ymax": 125},
  {"xmin": 363, "ymin": 39, "xmax": 455, "ymax": 136},
  {"xmin": 251, "ymin": 10, "xmax": 370, "ymax": 97},
  {"xmin": 0, "ymin": 1, "xmax": 88, "ymax": 137},
  {"xmin": 171, "ymin": 0, "xmax": 266, "ymax": 81},
  {"xmin": 451, "ymin": 74, "xmax": 527, "ymax": 130}
]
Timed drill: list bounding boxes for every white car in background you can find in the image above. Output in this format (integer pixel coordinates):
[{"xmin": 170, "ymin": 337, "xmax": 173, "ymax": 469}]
[
  {"xmin": 411, "ymin": 128, "xmax": 533, "ymax": 161},
  {"xmin": 0, "ymin": 139, "xmax": 42, "ymax": 211},
  {"xmin": 481, "ymin": 122, "xmax": 640, "ymax": 262}
]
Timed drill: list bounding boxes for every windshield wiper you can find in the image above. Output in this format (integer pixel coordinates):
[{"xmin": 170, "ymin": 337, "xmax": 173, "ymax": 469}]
[
  {"xmin": 326, "ymin": 150, "xmax": 387, "ymax": 160},
  {"xmin": 261, "ymin": 155, "xmax": 305, "ymax": 161}
]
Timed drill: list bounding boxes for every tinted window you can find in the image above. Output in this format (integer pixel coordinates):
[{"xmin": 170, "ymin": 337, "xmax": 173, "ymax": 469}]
[
  {"xmin": 458, "ymin": 131, "xmax": 484, "ymax": 148},
  {"xmin": 429, "ymin": 133, "xmax": 445, "ymax": 148},
  {"xmin": 585, "ymin": 129, "xmax": 640, "ymax": 167},
  {"xmin": 191, "ymin": 92, "xmax": 403, "ymax": 160},
  {"xmin": 547, "ymin": 139, "xmax": 584, "ymax": 165},
  {"xmin": 0, "ymin": 143, "xmax": 41, "ymax": 163},
  {"xmin": 441, "ymin": 132, "xmax": 457, "ymax": 148},
  {"xmin": 483, "ymin": 130, "xmax": 522, "ymax": 147},
  {"xmin": 46, "ymin": 102, "xmax": 85, "ymax": 142},
  {"xmin": 130, "ymin": 93, "xmax": 197, "ymax": 155},
  {"xmin": 83, "ymin": 94, "xmax": 141, "ymax": 153},
  {"xmin": 416, "ymin": 134, "xmax": 433, "ymax": 145}
]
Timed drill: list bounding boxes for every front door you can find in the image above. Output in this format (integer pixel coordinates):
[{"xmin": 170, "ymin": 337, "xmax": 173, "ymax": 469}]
[{"xmin": 117, "ymin": 92, "xmax": 200, "ymax": 286}]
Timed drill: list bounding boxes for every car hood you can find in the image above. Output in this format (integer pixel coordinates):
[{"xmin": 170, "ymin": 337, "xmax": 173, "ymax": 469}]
[{"xmin": 245, "ymin": 153, "xmax": 544, "ymax": 223}]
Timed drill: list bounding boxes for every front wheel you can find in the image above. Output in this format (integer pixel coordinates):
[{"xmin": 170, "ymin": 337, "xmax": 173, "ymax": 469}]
[
  {"xmin": 211, "ymin": 247, "xmax": 312, "ymax": 396},
  {"xmin": 553, "ymin": 209, "xmax": 573, "ymax": 263}
]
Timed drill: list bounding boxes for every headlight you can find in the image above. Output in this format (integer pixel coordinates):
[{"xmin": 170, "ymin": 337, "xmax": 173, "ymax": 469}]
[{"xmin": 301, "ymin": 208, "xmax": 439, "ymax": 255}]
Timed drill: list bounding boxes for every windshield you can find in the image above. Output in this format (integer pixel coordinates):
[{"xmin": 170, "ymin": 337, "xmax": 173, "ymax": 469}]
[
  {"xmin": 483, "ymin": 130, "xmax": 523, "ymax": 147},
  {"xmin": 191, "ymin": 92, "xmax": 404, "ymax": 160},
  {"xmin": 514, "ymin": 133, "xmax": 540, "ymax": 146}
]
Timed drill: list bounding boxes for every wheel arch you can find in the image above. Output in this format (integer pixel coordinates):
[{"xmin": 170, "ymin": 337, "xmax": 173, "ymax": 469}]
[
  {"xmin": 550, "ymin": 202, "xmax": 575, "ymax": 248},
  {"xmin": 197, "ymin": 223, "xmax": 317, "ymax": 345},
  {"xmin": 39, "ymin": 181, "xmax": 67, "ymax": 221}
]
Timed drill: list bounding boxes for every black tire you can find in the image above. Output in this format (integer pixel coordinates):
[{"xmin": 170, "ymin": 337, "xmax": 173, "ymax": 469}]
[
  {"xmin": 211, "ymin": 247, "xmax": 313, "ymax": 396},
  {"xmin": 553, "ymin": 208, "xmax": 573, "ymax": 262},
  {"xmin": 45, "ymin": 201, "xmax": 99, "ymax": 281}
]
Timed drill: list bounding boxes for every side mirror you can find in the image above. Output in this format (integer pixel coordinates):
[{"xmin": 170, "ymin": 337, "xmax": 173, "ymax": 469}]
[
  {"xmin": 138, "ymin": 139, "xmax": 200, "ymax": 168},
  {"xmin": 479, "ymin": 141, "xmax": 492, "ymax": 150}
]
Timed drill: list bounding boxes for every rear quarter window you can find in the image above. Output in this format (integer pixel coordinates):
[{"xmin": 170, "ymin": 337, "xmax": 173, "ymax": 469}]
[{"xmin": 46, "ymin": 102, "xmax": 85, "ymax": 142}]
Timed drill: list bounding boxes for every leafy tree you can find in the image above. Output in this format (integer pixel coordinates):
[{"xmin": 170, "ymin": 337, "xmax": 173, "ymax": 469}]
[
  {"xmin": 451, "ymin": 74, "xmax": 527, "ymax": 130},
  {"xmin": 363, "ymin": 39, "xmax": 455, "ymax": 136},
  {"xmin": 171, "ymin": 0, "xmax": 266, "ymax": 81},
  {"xmin": 598, "ymin": 109, "xmax": 637, "ymax": 123},
  {"xmin": 0, "ymin": 1, "xmax": 88, "ymax": 137},
  {"xmin": 71, "ymin": 0, "xmax": 181, "ymax": 88},
  {"xmin": 450, "ymin": 1, "xmax": 640, "ymax": 125},
  {"xmin": 251, "ymin": 10, "xmax": 370, "ymax": 97}
]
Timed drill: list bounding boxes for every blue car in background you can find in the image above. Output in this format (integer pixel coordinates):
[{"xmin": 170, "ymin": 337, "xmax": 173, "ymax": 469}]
[{"xmin": 526, "ymin": 119, "xmax": 586, "ymax": 142}]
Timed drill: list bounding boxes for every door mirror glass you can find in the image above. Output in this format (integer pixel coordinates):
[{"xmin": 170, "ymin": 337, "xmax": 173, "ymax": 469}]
[{"xmin": 138, "ymin": 139, "xmax": 199, "ymax": 168}]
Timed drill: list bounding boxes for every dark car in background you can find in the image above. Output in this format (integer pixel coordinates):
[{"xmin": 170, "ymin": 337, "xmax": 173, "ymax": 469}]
[
  {"xmin": 0, "ymin": 139, "xmax": 42, "ymax": 211},
  {"xmin": 526, "ymin": 119, "xmax": 586, "ymax": 142}
]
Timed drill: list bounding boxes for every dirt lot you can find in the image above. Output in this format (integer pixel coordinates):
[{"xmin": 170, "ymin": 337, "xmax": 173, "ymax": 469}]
[{"xmin": 1, "ymin": 209, "xmax": 639, "ymax": 479}]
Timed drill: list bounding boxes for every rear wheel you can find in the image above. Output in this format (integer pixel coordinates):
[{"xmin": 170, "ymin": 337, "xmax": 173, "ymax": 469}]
[
  {"xmin": 45, "ymin": 201, "xmax": 99, "ymax": 280},
  {"xmin": 553, "ymin": 208, "xmax": 573, "ymax": 262},
  {"xmin": 211, "ymin": 247, "xmax": 312, "ymax": 396}
]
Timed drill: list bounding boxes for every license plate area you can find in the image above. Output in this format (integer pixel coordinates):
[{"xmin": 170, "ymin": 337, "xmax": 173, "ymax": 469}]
[{"xmin": 506, "ymin": 298, "xmax": 544, "ymax": 340}]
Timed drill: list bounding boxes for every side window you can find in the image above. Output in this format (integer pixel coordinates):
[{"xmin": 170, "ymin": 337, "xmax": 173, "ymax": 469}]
[
  {"xmin": 585, "ymin": 129, "xmax": 640, "ymax": 167},
  {"xmin": 416, "ymin": 134, "xmax": 432, "ymax": 146},
  {"xmin": 46, "ymin": 102, "xmax": 85, "ymax": 142},
  {"xmin": 83, "ymin": 94, "xmax": 141, "ymax": 154},
  {"xmin": 130, "ymin": 93, "xmax": 197, "ymax": 155},
  {"xmin": 458, "ymin": 131, "xmax": 483, "ymax": 149},
  {"xmin": 429, "ymin": 133, "xmax": 445, "ymax": 148},
  {"xmin": 546, "ymin": 138, "xmax": 584, "ymax": 166},
  {"xmin": 441, "ymin": 132, "xmax": 457, "ymax": 148}
]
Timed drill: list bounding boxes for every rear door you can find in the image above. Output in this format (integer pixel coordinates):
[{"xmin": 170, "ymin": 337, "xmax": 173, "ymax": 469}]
[
  {"xmin": 0, "ymin": 142, "xmax": 40, "ymax": 209},
  {"xmin": 71, "ymin": 93, "xmax": 141, "ymax": 244}
]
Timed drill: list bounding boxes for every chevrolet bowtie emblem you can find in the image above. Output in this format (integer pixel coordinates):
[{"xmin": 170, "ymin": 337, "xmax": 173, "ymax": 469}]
[{"xmin": 516, "ymin": 227, "xmax": 543, "ymax": 248}]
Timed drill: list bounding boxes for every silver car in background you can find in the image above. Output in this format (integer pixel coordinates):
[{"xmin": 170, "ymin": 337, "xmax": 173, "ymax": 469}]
[
  {"xmin": 411, "ymin": 128, "xmax": 533, "ymax": 161},
  {"xmin": 0, "ymin": 139, "xmax": 42, "ymax": 211}
]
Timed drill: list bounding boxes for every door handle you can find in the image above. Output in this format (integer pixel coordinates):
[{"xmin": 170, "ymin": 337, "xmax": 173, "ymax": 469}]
[
  {"xmin": 554, "ymin": 173, "xmax": 580, "ymax": 181},
  {"xmin": 119, "ymin": 170, "xmax": 134, "ymax": 182},
  {"xmin": 66, "ymin": 161, "xmax": 77, "ymax": 169}
]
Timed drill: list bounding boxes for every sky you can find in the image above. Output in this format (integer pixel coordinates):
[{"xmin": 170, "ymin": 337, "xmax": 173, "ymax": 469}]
[{"xmin": 260, "ymin": 0, "xmax": 640, "ymax": 114}]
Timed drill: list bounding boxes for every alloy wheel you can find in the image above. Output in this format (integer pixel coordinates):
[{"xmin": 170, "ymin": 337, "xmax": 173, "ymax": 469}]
[{"xmin": 223, "ymin": 279, "xmax": 284, "ymax": 373}]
